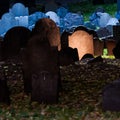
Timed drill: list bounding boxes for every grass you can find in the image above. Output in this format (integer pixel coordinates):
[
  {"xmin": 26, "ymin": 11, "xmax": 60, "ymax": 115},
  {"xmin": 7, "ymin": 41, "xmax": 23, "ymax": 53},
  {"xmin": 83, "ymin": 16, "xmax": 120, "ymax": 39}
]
[{"xmin": 68, "ymin": 1, "xmax": 117, "ymax": 21}]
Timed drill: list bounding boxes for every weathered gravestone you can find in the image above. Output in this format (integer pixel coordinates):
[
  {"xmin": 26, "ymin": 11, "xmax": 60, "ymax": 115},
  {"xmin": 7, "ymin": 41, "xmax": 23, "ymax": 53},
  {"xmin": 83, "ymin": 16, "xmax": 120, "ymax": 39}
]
[
  {"xmin": 23, "ymin": 35, "xmax": 60, "ymax": 104},
  {"xmin": 22, "ymin": 18, "xmax": 61, "ymax": 103},
  {"xmin": 2, "ymin": 26, "xmax": 31, "ymax": 60},
  {"xmin": 31, "ymin": 18, "xmax": 61, "ymax": 51},
  {"xmin": 112, "ymin": 25, "xmax": 120, "ymax": 58},
  {"xmin": 68, "ymin": 26, "xmax": 94, "ymax": 60},
  {"xmin": 102, "ymin": 79, "xmax": 120, "ymax": 111},
  {"xmin": 59, "ymin": 31, "xmax": 79, "ymax": 66}
]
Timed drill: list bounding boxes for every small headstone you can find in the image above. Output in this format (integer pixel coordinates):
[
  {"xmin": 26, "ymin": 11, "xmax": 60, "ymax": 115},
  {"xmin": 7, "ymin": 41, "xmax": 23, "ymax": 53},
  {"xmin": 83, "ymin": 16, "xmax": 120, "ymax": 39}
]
[
  {"xmin": 45, "ymin": 11, "xmax": 60, "ymax": 26},
  {"xmin": 31, "ymin": 18, "xmax": 61, "ymax": 50},
  {"xmin": 58, "ymin": 47, "xmax": 79, "ymax": 66},
  {"xmin": 105, "ymin": 40, "xmax": 116, "ymax": 55},
  {"xmin": 2, "ymin": 26, "xmax": 31, "ymax": 59},
  {"xmin": 1, "ymin": 12, "xmax": 18, "ymax": 33},
  {"xmin": 94, "ymin": 39, "xmax": 104, "ymax": 56},
  {"xmin": 112, "ymin": 42, "xmax": 120, "ymax": 58},
  {"xmin": 102, "ymin": 79, "xmax": 120, "ymax": 111},
  {"xmin": 63, "ymin": 12, "xmax": 84, "ymax": 29},
  {"xmin": 87, "ymin": 55, "xmax": 103, "ymax": 64}
]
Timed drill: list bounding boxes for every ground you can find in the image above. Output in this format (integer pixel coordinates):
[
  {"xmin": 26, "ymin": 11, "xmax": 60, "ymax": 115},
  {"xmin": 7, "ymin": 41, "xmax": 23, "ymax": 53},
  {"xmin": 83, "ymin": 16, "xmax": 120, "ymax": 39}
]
[{"xmin": 0, "ymin": 58, "xmax": 120, "ymax": 119}]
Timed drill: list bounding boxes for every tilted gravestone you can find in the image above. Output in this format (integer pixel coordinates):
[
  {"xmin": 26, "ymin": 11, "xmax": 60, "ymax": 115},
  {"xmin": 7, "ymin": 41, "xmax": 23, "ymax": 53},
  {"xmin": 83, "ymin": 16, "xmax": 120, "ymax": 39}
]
[{"xmin": 102, "ymin": 79, "xmax": 120, "ymax": 111}]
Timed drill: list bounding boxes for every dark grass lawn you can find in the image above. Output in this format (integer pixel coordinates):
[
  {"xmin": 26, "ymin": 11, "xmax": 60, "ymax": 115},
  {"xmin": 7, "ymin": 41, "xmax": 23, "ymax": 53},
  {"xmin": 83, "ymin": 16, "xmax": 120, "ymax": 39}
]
[
  {"xmin": 1, "ymin": 58, "xmax": 120, "ymax": 119},
  {"xmin": 68, "ymin": 1, "xmax": 117, "ymax": 21}
]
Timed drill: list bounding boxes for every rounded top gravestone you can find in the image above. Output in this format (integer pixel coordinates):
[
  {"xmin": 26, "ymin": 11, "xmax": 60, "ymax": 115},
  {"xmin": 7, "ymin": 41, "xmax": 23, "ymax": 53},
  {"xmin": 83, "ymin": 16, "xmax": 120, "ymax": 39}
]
[{"xmin": 9, "ymin": 3, "xmax": 29, "ymax": 17}]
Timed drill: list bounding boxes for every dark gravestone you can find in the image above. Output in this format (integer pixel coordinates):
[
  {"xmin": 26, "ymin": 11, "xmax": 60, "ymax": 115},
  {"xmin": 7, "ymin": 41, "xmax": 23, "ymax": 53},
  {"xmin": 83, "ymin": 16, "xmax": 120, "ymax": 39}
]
[
  {"xmin": 113, "ymin": 25, "xmax": 120, "ymax": 43},
  {"xmin": 59, "ymin": 31, "xmax": 79, "ymax": 66},
  {"xmin": 31, "ymin": 18, "xmax": 61, "ymax": 51},
  {"xmin": 113, "ymin": 25, "xmax": 120, "ymax": 58},
  {"xmin": 2, "ymin": 26, "xmax": 31, "ymax": 60},
  {"xmin": 23, "ymin": 35, "xmax": 60, "ymax": 104},
  {"xmin": 112, "ymin": 42, "xmax": 120, "ymax": 58},
  {"xmin": 81, "ymin": 53, "xmax": 94, "ymax": 60},
  {"xmin": 94, "ymin": 39, "xmax": 104, "ymax": 56},
  {"xmin": 69, "ymin": 26, "xmax": 94, "ymax": 60},
  {"xmin": 0, "ymin": 68, "xmax": 10, "ymax": 105},
  {"xmin": 102, "ymin": 79, "xmax": 120, "ymax": 111},
  {"xmin": 59, "ymin": 47, "xmax": 79, "ymax": 66},
  {"xmin": 87, "ymin": 55, "xmax": 103, "ymax": 64}
]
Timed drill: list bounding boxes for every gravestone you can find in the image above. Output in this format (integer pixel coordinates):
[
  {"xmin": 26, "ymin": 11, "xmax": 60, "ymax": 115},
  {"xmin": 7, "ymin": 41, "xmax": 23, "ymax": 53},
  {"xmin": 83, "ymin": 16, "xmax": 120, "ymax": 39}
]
[
  {"xmin": 105, "ymin": 40, "xmax": 116, "ymax": 55},
  {"xmin": 68, "ymin": 26, "xmax": 94, "ymax": 60},
  {"xmin": 81, "ymin": 53, "xmax": 94, "ymax": 60},
  {"xmin": 59, "ymin": 31, "xmax": 79, "ymax": 66},
  {"xmin": 22, "ymin": 18, "xmax": 61, "ymax": 94},
  {"xmin": 94, "ymin": 39, "xmax": 104, "ymax": 56},
  {"xmin": 102, "ymin": 79, "xmax": 120, "ymax": 111},
  {"xmin": 112, "ymin": 42, "xmax": 120, "ymax": 58},
  {"xmin": 2, "ymin": 26, "xmax": 31, "ymax": 60},
  {"xmin": 59, "ymin": 47, "xmax": 79, "ymax": 66},
  {"xmin": 24, "ymin": 35, "xmax": 60, "ymax": 104}
]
